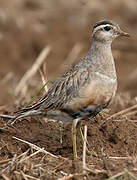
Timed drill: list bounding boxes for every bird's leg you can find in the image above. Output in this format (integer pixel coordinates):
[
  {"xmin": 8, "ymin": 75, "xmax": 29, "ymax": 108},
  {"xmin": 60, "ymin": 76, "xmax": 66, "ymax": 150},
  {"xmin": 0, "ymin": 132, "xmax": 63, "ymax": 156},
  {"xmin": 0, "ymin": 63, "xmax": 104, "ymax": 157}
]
[
  {"xmin": 77, "ymin": 122, "xmax": 90, "ymax": 155},
  {"xmin": 77, "ymin": 122, "xmax": 97, "ymax": 156},
  {"xmin": 72, "ymin": 118, "xmax": 81, "ymax": 159}
]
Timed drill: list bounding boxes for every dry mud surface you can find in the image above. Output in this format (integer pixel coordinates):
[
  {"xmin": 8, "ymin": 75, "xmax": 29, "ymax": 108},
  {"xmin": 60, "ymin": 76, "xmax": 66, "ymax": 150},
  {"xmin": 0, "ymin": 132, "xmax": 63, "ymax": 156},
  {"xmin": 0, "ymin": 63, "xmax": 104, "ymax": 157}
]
[{"xmin": 0, "ymin": 0, "xmax": 137, "ymax": 179}]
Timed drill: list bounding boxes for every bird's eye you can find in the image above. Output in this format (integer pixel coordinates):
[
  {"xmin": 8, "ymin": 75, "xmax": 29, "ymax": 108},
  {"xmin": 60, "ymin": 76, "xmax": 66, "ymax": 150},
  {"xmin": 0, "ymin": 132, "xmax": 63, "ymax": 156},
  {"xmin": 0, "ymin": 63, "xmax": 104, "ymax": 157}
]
[{"xmin": 104, "ymin": 26, "xmax": 111, "ymax": 31}]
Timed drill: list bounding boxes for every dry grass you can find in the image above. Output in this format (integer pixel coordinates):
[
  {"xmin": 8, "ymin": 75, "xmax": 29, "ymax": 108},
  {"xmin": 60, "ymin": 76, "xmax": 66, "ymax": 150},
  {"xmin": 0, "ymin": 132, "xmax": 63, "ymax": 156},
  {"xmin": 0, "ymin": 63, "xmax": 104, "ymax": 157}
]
[
  {"xmin": 0, "ymin": 0, "xmax": 137, "ymax": 179},
  {"xmin": 15, "ymin": 46, "xmax": 51, "ymax": 97}
]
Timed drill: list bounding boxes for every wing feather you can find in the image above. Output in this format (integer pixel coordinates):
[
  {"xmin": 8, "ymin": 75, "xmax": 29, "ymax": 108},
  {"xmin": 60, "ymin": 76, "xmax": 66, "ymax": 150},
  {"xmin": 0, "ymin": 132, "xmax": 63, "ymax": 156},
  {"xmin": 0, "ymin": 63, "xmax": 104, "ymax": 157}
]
[{"xmin": 17, "ymin": 68, "xmax": 91, "ymax": 114}]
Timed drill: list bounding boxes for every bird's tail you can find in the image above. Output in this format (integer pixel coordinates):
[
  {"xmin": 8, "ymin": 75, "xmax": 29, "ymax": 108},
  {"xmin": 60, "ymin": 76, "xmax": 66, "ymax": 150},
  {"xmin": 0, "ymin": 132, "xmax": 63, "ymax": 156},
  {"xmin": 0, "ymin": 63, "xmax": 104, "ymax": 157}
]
[
  {"xmin": 0, "ymin": 109, "xmax": 44, "ymax": 124},
  {"xmin": 15, "ymin": 90, "xmax": 50, "ymax": 114}
]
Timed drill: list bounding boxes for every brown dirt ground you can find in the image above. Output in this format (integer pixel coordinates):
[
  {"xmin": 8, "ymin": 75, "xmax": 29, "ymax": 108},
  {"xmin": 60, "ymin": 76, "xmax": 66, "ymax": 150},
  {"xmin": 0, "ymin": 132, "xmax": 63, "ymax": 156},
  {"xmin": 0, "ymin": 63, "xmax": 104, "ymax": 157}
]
[{"xmin": 0, "ymin": 0, "xmax": 137, "ymax": 179}]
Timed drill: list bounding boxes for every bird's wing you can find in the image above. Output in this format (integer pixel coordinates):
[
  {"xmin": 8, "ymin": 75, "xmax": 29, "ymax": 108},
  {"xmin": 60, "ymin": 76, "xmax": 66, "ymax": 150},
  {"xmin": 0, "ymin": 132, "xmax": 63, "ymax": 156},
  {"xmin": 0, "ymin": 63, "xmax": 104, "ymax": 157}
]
[{"xmin": 17, "ymin": 68, "xmax": 91, "ymax": 114}]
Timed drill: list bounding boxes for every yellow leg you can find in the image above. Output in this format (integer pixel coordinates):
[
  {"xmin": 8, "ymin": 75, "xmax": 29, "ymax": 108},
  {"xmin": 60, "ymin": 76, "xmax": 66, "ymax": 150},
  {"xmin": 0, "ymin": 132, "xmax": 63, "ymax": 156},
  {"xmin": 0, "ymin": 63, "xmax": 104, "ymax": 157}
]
[
  {"xmin": 77, "ymin": 122, "xmax": 97, "ymax": 157},
  {"xmin": 72, "ymin": 118, "xmax": 81, "ymax": 159},
  {"xmin": 72, "ymin": 123, "xmax": 77, "ymax": 159}
]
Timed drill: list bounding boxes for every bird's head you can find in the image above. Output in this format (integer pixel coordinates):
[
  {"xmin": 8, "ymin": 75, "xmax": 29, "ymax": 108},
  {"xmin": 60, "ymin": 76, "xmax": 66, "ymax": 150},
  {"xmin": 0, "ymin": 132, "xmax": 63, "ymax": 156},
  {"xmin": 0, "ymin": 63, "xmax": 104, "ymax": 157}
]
[{"xmin": 92, "ymin": 20, "xmax": 129, "ymax": 43}]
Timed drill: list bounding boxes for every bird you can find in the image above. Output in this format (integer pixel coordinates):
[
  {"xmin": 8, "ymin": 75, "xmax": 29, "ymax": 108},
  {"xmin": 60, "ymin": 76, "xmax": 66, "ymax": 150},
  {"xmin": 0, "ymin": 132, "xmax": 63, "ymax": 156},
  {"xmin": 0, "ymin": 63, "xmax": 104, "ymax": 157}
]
[{"xmin": 3, "ymin": 20, "xmax": 129, "ymax": 159}]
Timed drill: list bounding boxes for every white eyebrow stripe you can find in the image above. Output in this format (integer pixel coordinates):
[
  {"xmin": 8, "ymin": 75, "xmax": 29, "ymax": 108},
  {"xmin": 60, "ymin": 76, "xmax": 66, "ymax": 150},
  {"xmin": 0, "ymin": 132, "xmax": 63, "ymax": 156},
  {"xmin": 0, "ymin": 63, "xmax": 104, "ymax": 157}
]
[{"xmin": 93, "ymin": 24, "xmax": 112, "ymax": 34}]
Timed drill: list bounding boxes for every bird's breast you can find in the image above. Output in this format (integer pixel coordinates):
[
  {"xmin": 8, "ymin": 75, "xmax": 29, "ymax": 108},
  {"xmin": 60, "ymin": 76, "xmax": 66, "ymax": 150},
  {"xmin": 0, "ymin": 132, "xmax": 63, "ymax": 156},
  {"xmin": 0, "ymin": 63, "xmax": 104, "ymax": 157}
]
[
  {"xmin": 64, "ymin": 73, "xmax": 117, "ymax": 112},
  {"xmin": 82, "ymin": 73, "xmax": 117, "ymax": 107}
]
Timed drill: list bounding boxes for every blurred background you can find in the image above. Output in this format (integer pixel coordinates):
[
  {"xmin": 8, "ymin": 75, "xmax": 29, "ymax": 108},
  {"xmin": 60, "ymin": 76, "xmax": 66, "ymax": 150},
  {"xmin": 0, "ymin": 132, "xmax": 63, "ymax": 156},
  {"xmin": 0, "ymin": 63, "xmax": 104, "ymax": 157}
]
[{"xmin": 0, "ymin": 0, "xmax": 137, "ymax": 106}]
